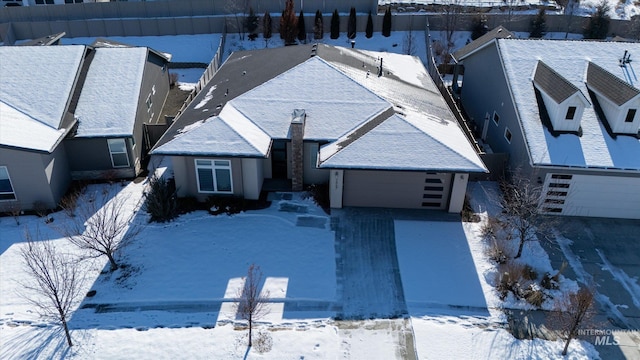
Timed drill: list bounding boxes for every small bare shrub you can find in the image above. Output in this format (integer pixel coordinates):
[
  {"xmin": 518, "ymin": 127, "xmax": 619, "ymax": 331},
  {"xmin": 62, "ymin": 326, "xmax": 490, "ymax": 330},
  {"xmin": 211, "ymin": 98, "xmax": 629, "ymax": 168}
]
[
  {"xmin": 486, "ymin": 238, "xmax": 510, "ymax": 264},
  {"xmin": 5, "ymin": 201, "xmax": 22, "ymax": 225},
  {"xmin": 169, "ymin": 72, "xmax": 179, "ymax": 87},
  {"xmin": 496, "ymin": 262, "xmax": 526, "ymax": 300},
  {"xmin": 522, "ymin": 264, "xmax": 538, "ymax": 281},
  {"xmin": 59, "ymin": 188, "xmax": 83, "ymax": 218},
  {"xmin": 523, "ymin": 283, "xmax": 545, "ymax": 307},
  {"xmin": 33, "ymin": 200, "xmax": 53, "ymax": 223},
  {"xmin": 481, "ymin": 216, "xmax": 506, "ymax": 240},
  {"xmin": 253, "ymin": 330, "xmax": 273, "ymax": 353}
]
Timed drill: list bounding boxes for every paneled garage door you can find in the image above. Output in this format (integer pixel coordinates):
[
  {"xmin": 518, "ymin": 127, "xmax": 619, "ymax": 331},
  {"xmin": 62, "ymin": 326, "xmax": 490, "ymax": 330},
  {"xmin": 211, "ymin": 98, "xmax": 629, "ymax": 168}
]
[
  {"xmin": 343, "ymin": 170, "xmax": 452, "ymax": 209},
  {"xmin": 541, "ymin": 173, "xmax": 640, "ymax": 219}
]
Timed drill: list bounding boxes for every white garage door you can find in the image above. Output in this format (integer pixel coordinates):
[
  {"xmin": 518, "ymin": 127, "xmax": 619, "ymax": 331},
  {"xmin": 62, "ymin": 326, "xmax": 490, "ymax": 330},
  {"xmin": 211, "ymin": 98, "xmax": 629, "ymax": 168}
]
[
  {"xmin": 541, "ymin": 173, "xmax": 640, "ymax": 219},
  {"xmin": 343, "ymin": 170, "xmax": 451, "ymax": 209}
]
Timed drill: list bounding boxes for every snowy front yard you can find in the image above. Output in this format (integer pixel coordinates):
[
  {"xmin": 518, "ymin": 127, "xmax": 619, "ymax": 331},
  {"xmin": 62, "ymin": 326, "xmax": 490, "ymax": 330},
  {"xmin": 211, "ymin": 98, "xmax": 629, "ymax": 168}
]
[{"xmin": 0, "ymin": 179, "xmax": 603, "ymax": 359}]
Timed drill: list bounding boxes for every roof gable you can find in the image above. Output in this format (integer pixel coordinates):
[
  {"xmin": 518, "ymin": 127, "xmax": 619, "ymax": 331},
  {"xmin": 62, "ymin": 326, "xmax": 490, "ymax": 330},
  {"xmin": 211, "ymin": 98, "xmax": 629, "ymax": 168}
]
[
  {"xmin": 0, "ymin": 45, "xmax": 85, "ymax": 131},
  {"xmin": 533, "ymin": 60, "xmax": 583, "ymax": 104},
  {"xmin": 586, "ymin": 61, "xmax": 640, "ymax": 106},
  {"xmin": 0, "ymin": 45, "xmax": 86, "ymax": 151},
  {"xmin": 319, "ymin": 114, "xmax": 487, "ymax": 172},
  {"xmin": 228, "ymin": 56, "xmax": 391, "ymax": 140},
  {"xmin": 74, "ymin": 47, "xmax": 148, "ymax": 137},
  {"xmin": 453, "ymin": 26, "xmax": 514, "ymax": 62}
]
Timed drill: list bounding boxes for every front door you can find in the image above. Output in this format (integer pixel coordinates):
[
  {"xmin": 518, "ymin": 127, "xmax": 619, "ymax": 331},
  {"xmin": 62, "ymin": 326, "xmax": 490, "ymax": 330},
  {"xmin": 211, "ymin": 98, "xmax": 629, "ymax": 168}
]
[{"xmin": 271, "ymin": 140, "xmax": 287, "ymax": 179}]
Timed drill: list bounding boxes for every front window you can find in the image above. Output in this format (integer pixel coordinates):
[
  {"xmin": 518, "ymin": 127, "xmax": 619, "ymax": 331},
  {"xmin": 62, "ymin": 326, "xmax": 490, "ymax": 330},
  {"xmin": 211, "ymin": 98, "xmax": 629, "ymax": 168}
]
[
  {"xmin": 107, "ymin": 139, "xmax": 130, "ymax": 168},
  {"xmin": 0, "ymin": 166, "xmax": 16, "ymax": 201},
  {"xmin": 493, "ymin": 111, "xmax": 500, "ymax": 125},
  {"xmin": 195, "ymin": 159, "xmax": 233, "ymax": 193}
]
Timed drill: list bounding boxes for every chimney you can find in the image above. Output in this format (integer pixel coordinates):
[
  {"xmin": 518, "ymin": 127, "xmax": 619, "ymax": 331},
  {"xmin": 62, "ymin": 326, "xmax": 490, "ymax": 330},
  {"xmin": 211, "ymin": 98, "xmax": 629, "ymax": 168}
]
[{"xmin": 290, "ymin": 109, "xmax": 306, "ymax": 191}]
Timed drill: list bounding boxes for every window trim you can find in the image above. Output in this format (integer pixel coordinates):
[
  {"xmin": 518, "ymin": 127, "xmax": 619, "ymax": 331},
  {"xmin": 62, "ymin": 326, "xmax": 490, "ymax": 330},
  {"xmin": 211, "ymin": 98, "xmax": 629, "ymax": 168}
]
[
  {"xmin": 492, "ymin": 111, "xmax": 500, "ymax": 126},
  {"xmin": 146, "ymin": 93, "xmax": 153, "ymax": 112},
  {"xmin": 0, "ymin": 166, "xmax": 17, "ymax": 201},
  {"xmin": 107, "ymin": 138, "xmax": 130, "ymax": 168},
  {"xmin": 195, "ymin": 159, "xmax": 233, "ymax": 194},
  {"xmin": 504, "ymin": 127, "xmax": 512, "ymax": 143}
]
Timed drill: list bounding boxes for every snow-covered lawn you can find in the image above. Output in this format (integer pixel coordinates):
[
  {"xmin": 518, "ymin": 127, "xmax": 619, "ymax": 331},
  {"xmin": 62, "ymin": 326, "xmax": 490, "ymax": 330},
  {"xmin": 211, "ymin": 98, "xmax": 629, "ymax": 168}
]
[{"xmin": 394, "ymin": 182, "xmax": 597, "ymax": 359}]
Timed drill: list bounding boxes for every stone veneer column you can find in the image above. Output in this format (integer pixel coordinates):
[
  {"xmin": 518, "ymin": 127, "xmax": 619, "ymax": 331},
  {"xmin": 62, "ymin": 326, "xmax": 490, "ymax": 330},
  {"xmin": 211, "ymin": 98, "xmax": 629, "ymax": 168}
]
[{"xmin": 290, "ymin": 109, "xmax": 306, "ymax": 192}]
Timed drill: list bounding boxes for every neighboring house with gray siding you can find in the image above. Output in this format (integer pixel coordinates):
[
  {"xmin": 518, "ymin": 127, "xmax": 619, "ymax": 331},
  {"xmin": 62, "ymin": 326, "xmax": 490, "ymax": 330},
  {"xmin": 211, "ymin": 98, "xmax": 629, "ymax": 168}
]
[
  {"xmin": 0, "ymin": 43, "xmax": 169, "ymax": 211},
  {"xmin": 456, "ymin": 38, "xmax": 640, "ymax": 219},
  {"xmin": 152, "ymin": 44, "xmax": 487, "ymax": 212}
]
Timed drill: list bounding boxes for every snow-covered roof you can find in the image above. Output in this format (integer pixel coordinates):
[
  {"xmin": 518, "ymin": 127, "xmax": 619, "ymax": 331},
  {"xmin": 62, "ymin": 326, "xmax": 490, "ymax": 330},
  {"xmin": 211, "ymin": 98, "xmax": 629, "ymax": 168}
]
[
  {"xmin": 229, "ymin": 56, "xmax": 391, "ymax": 141},
  {"xmin": 496, "ymin": 39, "xmax": 640, "ymax": 170},
  {"xmin": 154, "ymin": 105, "xmax": 271, "ymax": 157},
  {"xmin": 319, "ymin": 113, "xmax": 487, "ymax": 172},
  {"xmin": 153, "ymin": 44, "xmax": 486, "ymax": 173},
  {"xmin": 0, "ymin": 45, "xmax": 85, "ymax": 152},
  {"xmin": 74, "ymin": 47, "xmax": 148, "ymax": 137}
]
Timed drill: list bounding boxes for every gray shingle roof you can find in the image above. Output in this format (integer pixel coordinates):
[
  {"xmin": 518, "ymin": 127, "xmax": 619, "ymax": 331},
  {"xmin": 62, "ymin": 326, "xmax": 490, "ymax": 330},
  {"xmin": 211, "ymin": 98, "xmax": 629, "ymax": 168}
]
[
  {"xmin": 586, "ymin": 61, "xmax": 640, "ymax": 106},
  {"xmin": 452, "ymin": 25, "xmax": 514, "ymax": 62},
  {"xmin": 533, "ymin": 60, "xmax": 581, "ymax": 103}
]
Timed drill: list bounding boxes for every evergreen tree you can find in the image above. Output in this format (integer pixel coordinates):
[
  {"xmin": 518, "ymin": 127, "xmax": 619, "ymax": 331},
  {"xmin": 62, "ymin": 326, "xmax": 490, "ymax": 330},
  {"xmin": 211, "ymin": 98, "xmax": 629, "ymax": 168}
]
[
  {"xmin": 281, "ymin": 0, "xmax": 298, "ymax": 45},
  {"xmin": 529, "ymin": 8, "xmax": 546, "ymax": 38},
  {"xmin": 314, "ymin": 10, "xmax": 324, "ymax": 40},
  {"xmin": 348, "ymin": 7, "xmax": 357, "ymax": 39},
  {"xmin": 382, "ymin": 7, "xmax": 392, "ymax": 37},
  {"xmin": 366, "ymin": 11, "xmax": 374, "ymax": 38},
  {"xmin": 330, "ymin": 9, "xmax": 340, "ymax": 39},
  {"xmin": 245, "ymin": 7, "xmax": 259, "ymax": 40},
  {"xmin": 584, "ymin": 0, "xmax": 610, "ymax": 39},
  {"xmin": 297, "ymin": 10, "xmax": 306, "ymax": 42},
  {"xmin": 470, "ymin": 15, "xmax": 488, "ymax": 40},
  {"xmin": 263, "ymin": 11, "xmax": 272, "ymax": 39}
]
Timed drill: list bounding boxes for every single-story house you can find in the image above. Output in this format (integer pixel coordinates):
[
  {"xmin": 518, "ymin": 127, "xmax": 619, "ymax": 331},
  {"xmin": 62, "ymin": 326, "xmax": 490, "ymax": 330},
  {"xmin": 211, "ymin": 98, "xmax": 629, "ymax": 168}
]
[
  {"xmin": 152, "ymin": 44, "xmax": 487, "ymax": 212},
  {"xmin": 455, "ymin": 38, "xmax": 640, "ymax": 219},
  {"xmin": 0, "ymin": 43, "xmax": 170, "ymax": 211}
]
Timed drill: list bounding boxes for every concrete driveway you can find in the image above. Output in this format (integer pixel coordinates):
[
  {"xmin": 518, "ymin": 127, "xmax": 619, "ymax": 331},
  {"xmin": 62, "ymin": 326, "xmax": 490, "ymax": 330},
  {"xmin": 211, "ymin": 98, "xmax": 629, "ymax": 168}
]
[{"xmin": 542, "ymin": 217, "xmax": 640, "ymax": 359}]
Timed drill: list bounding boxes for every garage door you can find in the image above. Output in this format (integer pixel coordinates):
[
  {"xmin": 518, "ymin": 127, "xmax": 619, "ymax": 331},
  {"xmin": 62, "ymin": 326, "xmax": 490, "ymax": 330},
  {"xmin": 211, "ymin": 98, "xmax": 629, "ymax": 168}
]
[
  {"xmin": 343, "ymin": 170, "xmax": 452, "ymax": 209},
  {"xmin": 541, "ymin": 173, "xmax": 640, "ymax": 219}
]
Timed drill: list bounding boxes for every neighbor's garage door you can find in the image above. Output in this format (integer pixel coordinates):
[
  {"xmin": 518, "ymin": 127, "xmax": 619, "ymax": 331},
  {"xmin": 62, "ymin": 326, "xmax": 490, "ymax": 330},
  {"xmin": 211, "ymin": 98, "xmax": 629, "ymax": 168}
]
[
  {"xmin": 342, "ymin": 170, "xmax": 452, "ymax": 209},
  {"xmin": 542, "ymin": 173, "xmax": 640, "ymax": 219}
]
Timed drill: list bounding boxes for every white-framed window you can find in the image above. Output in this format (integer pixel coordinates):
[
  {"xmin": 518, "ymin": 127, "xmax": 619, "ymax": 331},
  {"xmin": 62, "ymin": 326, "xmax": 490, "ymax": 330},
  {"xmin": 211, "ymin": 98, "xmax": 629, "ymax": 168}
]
[
  {"xmin": 195, "ymin": 159, "xmax": 233, "ymax": 193},
  {"xmin": 146, "ymin": 93, "xmax": 152, "ymax": 112},
  {"xmin": 504, "ymin": 127, "xmax": 512, "ymax": 143},
  {"xmin": 0, "ymin": 166, "xmax": 16, "ymax": 201},
  {"xmin": 152, "ymin": 85, "xmax": 156, "ymax": 95},
  {"xmin": 107, "ymin": 139, "xmax": 130, "ymax": 168},
  {"xmin": 493, "ymin": 111, "xmax": 500, "ymax": 125}
]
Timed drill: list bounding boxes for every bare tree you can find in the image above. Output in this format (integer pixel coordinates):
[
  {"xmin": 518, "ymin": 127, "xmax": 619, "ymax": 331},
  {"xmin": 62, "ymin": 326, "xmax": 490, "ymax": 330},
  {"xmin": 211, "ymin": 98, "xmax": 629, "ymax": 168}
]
[
  {"xmin": 443, "ymin": 0, "xmax": 462, "ymax": 57},
  {"xmin": 549, "ymin": 287, "xmax": 596, "ymax": 356},
  {"xmin": 235, "ymin": 264, "xmax": 270, "ymax": 347},
  {"xmin": 226, "ymin": 0, "xmax": 249, "ymax": 41},
  {"xmin": 20, "ymin": 228, "xmax": 85, "ymax": 347},
  {"xmin": 59, "ymin": 188, "xmax": 140, "ymax": 271},
  {"xmin": 499, "ymin": 172, "xmax": 546, "ymax": 259},
  {"xmin": 403, "ymin": 16, "xmax": 416, "ymax": 56}
]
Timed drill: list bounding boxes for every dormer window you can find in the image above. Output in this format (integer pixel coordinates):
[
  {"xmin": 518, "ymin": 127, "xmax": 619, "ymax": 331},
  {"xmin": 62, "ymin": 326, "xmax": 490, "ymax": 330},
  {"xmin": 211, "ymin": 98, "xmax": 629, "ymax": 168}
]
[
  {"xmin": 625, "ymin": 109, "xmax": 636, "ymax": 123},
  {"xmin": 586, "ymin": 61, "xmax": 640, "ymax": 135},
  {"xmin": 532, "ymin": 61, "xmax": 589, "ymax": 133},
  {"xmin": 565, "ymin": 106, "xmax": 577, "ymax": 120}
]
